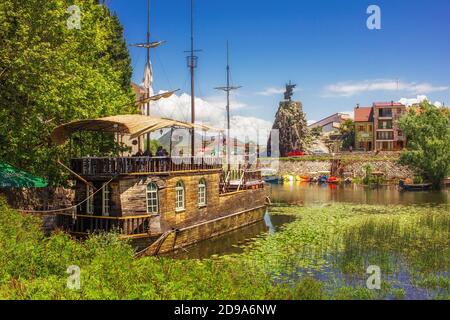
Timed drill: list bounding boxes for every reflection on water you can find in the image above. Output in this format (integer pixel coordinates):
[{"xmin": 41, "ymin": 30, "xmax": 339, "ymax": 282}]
[
  {"xmin": 169, "ymin": 212, "xmax": 294, "ymax": 260},
  {"xmin": 269, "ymin": 182, "xmax": 450, "ymax": 205}
]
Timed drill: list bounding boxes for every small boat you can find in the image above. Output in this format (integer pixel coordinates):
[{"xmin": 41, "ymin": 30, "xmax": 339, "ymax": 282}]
[
  {"xmin": 317, "ymin": 171, "xmax": 330, "ymax": 184},
  {"xmin": 318, "ymin": 176, "xmax": 328, "ymax": 184},
  {"xmin": 308, "ymin": 172, "xmax": 318, "ymax": 183},
  {"xmin": 261, "ymin": 168, "xmax": 280, "ymax": 183},
  {"xmin": 283, "ymin": 175, "xmax": 295, "ymax": 182},
  {"xmin": 309, "ymin": 177, "xmax": 318, "ymax": 183},
  {"xmin": 327, "ymin": 176, "xmax": 340, "ymax": 184},
  {"xmin": 399, "ymin": 180, "xmax": 432, "ymax": 191},
  {"xmin": 263, "ymin": 175, "xmax": 281, "ymax": 183}
]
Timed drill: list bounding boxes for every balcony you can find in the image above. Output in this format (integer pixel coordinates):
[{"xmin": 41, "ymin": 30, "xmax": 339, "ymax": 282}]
[
  {"xmin": 70, "ymin": 156, "xmax": 223, "ymax": 177},
  {"xmin": 376, "ymin": 131, "xmax": 394, "ymax": 141},
  {"xmin": 378, "ymin": 109, "xmax": 393, "ymax": 118},
  {"xmin": 377, "ymin": 123, "xmax": 393, "ymax": 130}
]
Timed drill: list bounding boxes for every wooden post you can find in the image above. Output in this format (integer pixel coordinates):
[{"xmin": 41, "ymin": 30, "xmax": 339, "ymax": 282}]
[{"xmin": 57, "ymin": 159, "xmax": 97, "ymax": 191}]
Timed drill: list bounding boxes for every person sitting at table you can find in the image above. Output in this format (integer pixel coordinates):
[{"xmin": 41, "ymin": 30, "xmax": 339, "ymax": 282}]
[
  {"xmin": 133, "ymin": 149, "xmax": 143, "ymax": 157},
  {"xmin": 156, "ymin": 146, "xmax": 165, "ymax": 157}
]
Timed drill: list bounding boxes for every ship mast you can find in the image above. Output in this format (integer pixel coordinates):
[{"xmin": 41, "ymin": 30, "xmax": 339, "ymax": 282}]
[
  {"xmin": 186, "ymin": 0, "xmax": 200, "ymax": 158},
  {"xmin": 130, "ymin": 0, "xmax": 165, "ymax": 152},
  {"xmin": 215, "ymin": 42, "xmax": 241, "ymax": 171}
]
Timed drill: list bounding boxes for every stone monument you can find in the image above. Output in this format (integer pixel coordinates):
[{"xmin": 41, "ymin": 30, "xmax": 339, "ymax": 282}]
[{"xmin": 267, "ymin": 81, "xmax": 309, "ymax": 157}]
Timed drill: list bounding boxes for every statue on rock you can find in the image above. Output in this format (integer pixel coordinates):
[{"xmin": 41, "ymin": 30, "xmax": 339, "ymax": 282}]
[
  {"xmin": 284, "ymin": 81, "xmax": 296, "ymax": 101},
  {"xmin": 267, "ymin": 81, "xmax": 309, "ymax": 157}
]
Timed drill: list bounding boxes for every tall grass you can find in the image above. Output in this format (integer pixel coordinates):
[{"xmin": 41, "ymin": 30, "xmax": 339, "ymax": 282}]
[{"xmin": 1, "ymin": 197, "xmax": 449, "ymax": 300}]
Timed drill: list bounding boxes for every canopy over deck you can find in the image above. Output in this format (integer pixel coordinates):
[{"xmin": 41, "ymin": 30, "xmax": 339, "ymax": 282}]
[{"xmin": 51, "ymin": 114, "xmax": 221, "ymax": 146}]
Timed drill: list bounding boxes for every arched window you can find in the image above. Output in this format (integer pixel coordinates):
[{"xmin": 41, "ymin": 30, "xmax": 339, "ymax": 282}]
[
  {"xmin": 175, "ymin": 181, "xmax": 185, "ymax": 212},
  {"xmin": 198, "ymin": 179, "xmax": 207, "ymax": 207},
  {"xmin": 146, "ymin": 183, "xmax": 159, "ymax": 214}
]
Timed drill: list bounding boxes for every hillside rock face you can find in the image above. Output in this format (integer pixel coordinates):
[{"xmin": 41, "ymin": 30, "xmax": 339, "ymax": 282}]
[{"xmin": 268, "ymin": 101, "xmax": 309, "ymax": 157}]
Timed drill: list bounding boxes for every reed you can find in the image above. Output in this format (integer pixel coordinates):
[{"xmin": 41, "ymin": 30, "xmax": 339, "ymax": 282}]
[{"xmin": 1, "ymin": 197, "xmax": 449, "ymax": 300}]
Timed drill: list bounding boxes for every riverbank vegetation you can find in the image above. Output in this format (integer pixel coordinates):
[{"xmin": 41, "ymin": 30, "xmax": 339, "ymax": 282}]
[
  {"xmin": 1, "ymin": 197, "xmax": 449, "ymax": 300},
  {"xmin": 399, "ymin": 102, "xmax": 450, "ymax": 189},
  {"xmin": 0, "ymin": 0, "xmax": 136, "ymax": 185}
]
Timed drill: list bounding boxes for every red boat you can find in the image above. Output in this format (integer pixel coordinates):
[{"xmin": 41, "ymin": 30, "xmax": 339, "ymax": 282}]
[{"xmin": 327, "ymin": 176, "xmax": 340, "ymax": 184}]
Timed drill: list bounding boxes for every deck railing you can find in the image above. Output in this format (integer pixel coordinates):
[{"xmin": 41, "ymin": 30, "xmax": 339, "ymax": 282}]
[
  {"xmin": 56, "ymin": 213, "xmax": 155, "ymax": 238},
  {"xmin": 220, "ymin": 169, "xmax": 263, "ymax": 193},
  {"xmin": 70, "ymin": 156, "xmax": 223, "ymax": 176}
]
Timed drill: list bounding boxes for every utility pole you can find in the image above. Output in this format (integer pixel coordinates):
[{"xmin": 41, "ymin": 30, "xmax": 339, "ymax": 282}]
[{"xmin": 215, "ymin": 41, "xmax": 241, "ymax": 171}]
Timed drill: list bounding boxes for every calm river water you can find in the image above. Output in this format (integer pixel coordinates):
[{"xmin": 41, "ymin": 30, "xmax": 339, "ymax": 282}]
[{"xmin": 171, "ymin": 183, "xmax": 449, "ymax": 259}]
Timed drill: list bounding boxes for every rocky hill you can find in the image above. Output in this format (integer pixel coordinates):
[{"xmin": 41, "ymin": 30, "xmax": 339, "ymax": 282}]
[{"xmin": 268, "ymin": 101, "xmax": 309, "ymax": 157}]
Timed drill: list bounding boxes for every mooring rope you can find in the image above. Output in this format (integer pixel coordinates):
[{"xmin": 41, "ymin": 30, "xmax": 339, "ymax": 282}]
[{"xmin": 18, "ymin": 174, "xmax": 118, "ymax": 215}]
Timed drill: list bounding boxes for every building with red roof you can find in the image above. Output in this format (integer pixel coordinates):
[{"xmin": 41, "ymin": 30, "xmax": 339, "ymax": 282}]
[
  {"xmin": 354, "ymin": 106, "xmax": 374, "ymax": 151},
  {"xmin": 373, "ymin": 101, "xmax": 407, "ymax": 151},
  {"xmin": 353, "ymin": 101, "xmax": 407, "ymax": 152}
]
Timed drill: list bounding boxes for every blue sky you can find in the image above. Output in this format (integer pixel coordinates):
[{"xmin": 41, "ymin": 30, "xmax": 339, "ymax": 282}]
[{"xmin": 107, "ymin": 0, "xmax": 450, "ymax": 126}]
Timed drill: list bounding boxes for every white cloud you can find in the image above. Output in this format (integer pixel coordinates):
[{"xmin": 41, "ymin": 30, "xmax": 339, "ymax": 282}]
[
  {"xmin": 339, "ymin": 110, "xmax": 355, "ymax": 120},
  {"xmin": 398, "ymin": 95, "xmax": 429, "ymax": 106},
  {"xmin": 324, "ymin": 80, "xmax": 449, "ymax": 97},
  {"xmin": 229, "ymin": 116, "xmax": 273, "ymax": 142},
  {"xmin": 149, "ymin": 91, "xmax": 272, "ymax": 142},
  {"xmin": 256, "ymin": 87, "xmax": 285, "ymax": 96},
  {"xmin": 307, "ymin": 120, "xmax": 317, "ymax": 126},
  {"xmin": 398, "ymin": 95, "xmax": 444, "ymax": 107}
]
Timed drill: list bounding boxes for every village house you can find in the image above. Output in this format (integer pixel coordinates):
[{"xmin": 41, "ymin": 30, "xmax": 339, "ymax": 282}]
[
  {"xmin": 353, "ymin": 101, "xmax": 407, "ymax": 152},
  {"xmin": 354, "ymin": 105, "xmax": 374, "ymax": 151},
  {"xmin": 308, "ymin": 112, "xmax": 351, "ymax": 133}
]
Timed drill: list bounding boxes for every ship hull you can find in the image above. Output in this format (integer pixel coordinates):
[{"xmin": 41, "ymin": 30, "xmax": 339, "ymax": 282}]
[{"xmin": 135, "ymin": 205, "xmax": 267, "ymax": 257}]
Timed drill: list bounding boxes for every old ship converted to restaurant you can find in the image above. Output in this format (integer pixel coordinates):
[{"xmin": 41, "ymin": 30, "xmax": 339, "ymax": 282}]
[{"xmin": 50, "ymin": 115, "xmax": 267, "ymax": 256}]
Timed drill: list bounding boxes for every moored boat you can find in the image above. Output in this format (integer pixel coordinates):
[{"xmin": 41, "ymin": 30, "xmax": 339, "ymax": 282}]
[
  {"xmin": 399, "ymin": 180, "xmax": 432, "ymax": 191},
  {"xmin": 261, "ymin": 168, "xmax": 280, "ymax": 183},
  {"xmin": 327, "ymin": 176, "xmax": 340, "ymax": 184},
  {"xmin": 317, "ymin": 171, "xmax": 330, "ymax": 184},
  {"xmin": 49, "ymin": 115, "xmax": 268, "ymax": 256}
]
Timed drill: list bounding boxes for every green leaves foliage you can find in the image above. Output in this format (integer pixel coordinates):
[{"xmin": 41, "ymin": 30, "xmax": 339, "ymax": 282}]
[
  {"xmin": 0, "ymin": 0, "xmax": 136, "ymax": 185},
  {"xmin": 398, "ymin": 102, "xmax": 450, "ymax": 189}
]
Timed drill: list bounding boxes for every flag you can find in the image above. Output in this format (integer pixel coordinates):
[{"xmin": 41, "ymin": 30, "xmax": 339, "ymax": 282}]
[{"xmin": 143, "ymin": 62, "xmax": 154, "ymax": 116}]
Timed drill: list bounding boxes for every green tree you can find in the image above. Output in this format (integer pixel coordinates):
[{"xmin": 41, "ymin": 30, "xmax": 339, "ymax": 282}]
[
  {"xmin": 398, "ymin": 101, "xmax": 450, "ymax": 189},
  {"xmin": 310, "ymin": 126, "xmax": 323, "ymax": 138},
  {"xmin": 0, "ymin": 0, "xmax": 136, "ymax": 185},
  {"xmin": 339, "ymin": 119, "xmax": 355, "ymax": 151}
]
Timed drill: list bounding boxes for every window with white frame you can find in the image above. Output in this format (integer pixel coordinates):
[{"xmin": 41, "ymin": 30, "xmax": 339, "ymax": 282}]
[
  {"xmin": 86, "ymin": 185, "xmax": 94, "ymax": 214},
  {"xmin": 146, "ymin": 183, "xmax": 159, "ymax": 214},
  {"xmin": 175, "ymin": 181, "xmax": 185, "ymax": 212},
  {"xmin": 198, "ymin": 179, "xmax": 206, "ymax": 207},
  {"xmin": 102, "ymin": 183, "xmax": 111, "ymax": 216}
]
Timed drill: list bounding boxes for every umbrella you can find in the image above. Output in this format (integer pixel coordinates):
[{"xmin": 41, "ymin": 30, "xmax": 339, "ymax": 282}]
[{"xmin": 0, "ymin": 162, "xmax": 48, "ymax": 188}]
